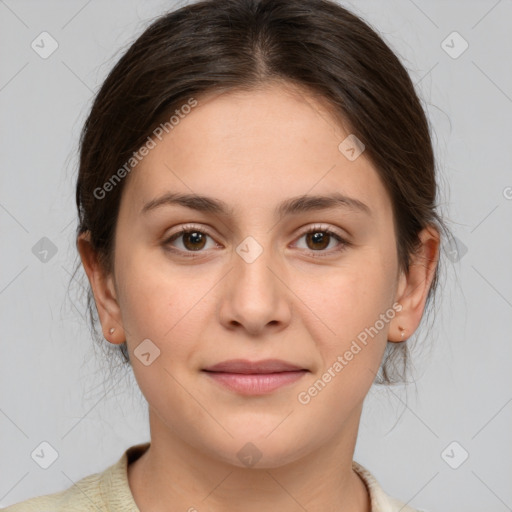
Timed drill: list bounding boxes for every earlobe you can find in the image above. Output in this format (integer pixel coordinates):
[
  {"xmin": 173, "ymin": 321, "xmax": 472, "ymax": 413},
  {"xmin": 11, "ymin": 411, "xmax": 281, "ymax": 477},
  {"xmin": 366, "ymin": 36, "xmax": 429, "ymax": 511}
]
[
  {"xmin": 76, "ymin": 232, "xmax": 125, "ymax": 344},
  {"xmin": 388, "ymin": 317, "xmax": 407, "ymax": 344},
  {"xmin": 389, "ymin": 226, "xmax": 440, "ymax": 343}
]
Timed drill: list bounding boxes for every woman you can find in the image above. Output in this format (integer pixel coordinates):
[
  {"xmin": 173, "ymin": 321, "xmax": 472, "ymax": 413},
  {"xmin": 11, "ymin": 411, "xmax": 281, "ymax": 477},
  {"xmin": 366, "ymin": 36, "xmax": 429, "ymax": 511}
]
[{"xmin": 3, "ymin": 0, "xmax": 448, "ymax": 510}]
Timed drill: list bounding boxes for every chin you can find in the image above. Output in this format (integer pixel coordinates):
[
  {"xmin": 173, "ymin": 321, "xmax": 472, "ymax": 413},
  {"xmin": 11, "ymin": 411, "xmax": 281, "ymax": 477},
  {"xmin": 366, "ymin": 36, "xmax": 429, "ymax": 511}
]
[{"xmin": 201, "ymin": 431, "xmax": 309, "ymax": 470}]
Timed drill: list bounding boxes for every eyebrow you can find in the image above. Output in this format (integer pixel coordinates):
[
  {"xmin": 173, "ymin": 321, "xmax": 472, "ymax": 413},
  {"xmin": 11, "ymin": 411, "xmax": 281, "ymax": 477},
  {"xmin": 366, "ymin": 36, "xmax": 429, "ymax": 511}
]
[{"xmin": 141, "ymin": 192, "xmax": 372, "ymax": 217}]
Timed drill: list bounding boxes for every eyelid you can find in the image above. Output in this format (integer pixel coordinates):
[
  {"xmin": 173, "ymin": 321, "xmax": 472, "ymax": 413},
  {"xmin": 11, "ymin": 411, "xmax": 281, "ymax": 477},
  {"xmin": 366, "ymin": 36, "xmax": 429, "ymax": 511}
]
[{"xmin": 296, "ymin": 223, "xmax": 346, "ymax": 239}]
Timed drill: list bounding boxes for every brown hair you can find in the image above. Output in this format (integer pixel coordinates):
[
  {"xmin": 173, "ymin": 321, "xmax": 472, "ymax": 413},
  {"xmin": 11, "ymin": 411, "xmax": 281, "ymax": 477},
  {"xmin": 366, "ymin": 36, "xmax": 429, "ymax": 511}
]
[{"xmin": 72, "ymin": 0, "xmax": 450, "ymax": 387}]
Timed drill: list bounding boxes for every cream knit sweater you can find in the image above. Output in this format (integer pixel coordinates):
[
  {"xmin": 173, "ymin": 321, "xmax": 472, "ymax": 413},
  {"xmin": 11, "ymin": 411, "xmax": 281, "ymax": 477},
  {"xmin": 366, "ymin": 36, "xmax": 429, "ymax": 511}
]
[{"xmin": 1, "ymin": 443, "xmax": 419, "ymax": 512}]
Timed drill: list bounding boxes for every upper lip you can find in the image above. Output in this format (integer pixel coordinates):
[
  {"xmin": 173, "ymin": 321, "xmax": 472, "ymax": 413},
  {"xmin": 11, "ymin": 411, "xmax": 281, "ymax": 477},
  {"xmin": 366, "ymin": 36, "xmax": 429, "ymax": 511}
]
[{"xmin": 203, "ymin": 359, "xmax": 306, "ymax": 374}]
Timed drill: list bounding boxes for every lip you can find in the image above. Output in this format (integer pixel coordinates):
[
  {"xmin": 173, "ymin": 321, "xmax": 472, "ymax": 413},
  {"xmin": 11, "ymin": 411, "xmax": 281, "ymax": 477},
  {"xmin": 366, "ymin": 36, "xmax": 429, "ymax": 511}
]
[
  {"xmin": 203, "ymin": 358, "xmax": 305, "ymax": 373},
  {"xmin": 202, "ymin": 359, "xmax": 308, "ymax": 395}
]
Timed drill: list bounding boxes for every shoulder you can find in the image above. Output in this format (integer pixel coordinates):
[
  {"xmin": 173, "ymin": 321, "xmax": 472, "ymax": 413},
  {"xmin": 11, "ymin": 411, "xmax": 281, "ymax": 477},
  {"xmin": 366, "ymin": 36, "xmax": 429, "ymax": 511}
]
[
  {"xmin": 1, "ymin": 443, "xmax": 149, "ymax": 512},
  {"xmin": 0, "ymin": 470, "xmax": 104, "ymax": 512},
  {"xmin": 352, "ymin": 461, "xmax": 421, "ymax": 512}
]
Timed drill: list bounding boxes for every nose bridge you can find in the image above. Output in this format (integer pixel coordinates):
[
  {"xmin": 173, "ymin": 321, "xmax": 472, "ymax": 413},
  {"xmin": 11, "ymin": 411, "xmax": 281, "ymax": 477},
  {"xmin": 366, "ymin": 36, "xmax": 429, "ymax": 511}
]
[
  {"xmin": 219, "ymin": 232, "xmax": 290, "ymax": 332},
  {"xmin": 233, "ymin": 233, "xmax": 279, "ymax": 301}
]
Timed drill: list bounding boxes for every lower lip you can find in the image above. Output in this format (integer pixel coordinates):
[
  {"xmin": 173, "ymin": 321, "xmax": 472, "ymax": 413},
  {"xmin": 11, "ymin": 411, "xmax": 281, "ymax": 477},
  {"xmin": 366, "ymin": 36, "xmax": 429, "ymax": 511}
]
[{"xmin": 203, "ymin": 370, "xmax": 307, "ymax": 395}]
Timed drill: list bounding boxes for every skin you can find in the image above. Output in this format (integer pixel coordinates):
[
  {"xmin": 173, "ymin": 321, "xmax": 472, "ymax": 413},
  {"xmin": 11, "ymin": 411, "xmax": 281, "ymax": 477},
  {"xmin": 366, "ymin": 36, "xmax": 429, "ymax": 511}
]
[{"xmin": 78, "ymin": 81, "xmax": 440, "ymax": 512}]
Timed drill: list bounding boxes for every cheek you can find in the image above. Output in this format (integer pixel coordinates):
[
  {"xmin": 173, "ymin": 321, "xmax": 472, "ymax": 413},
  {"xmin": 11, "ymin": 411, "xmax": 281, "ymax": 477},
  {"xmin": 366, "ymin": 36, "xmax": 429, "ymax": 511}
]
[
  {"xmin": 292, "ymin": 265, "xmax": 394, "ymax": 417},
  {"xmin": 115, "ymin": 246, "xmax": 219, "ymax": 355},
  {"xmin": 299, "ymin": 254, "xmax": 394, "ymax": 340},
  {"xmin": 115, "ymin": 253, "xmax": 208, "ymax": 406},
  {"xmin": 290, "ymin": 253, "xmax": 397, "ymax": 403}
]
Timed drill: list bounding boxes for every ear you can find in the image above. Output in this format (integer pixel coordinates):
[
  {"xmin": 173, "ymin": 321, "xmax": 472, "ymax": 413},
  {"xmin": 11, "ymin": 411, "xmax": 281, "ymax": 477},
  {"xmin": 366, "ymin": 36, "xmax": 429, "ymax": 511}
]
[
  {"xmin": 389, "ymin": 225, "xmax": 440, "ymax": 342},
  {"xmin": 76, "ymin": 231, "xmax": 125, "ymax": 344}
]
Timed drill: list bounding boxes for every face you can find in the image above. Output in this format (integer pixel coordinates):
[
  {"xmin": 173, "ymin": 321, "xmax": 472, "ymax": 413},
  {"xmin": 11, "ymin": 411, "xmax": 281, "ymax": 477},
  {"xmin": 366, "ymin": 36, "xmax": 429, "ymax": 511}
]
[{"xmin": 80, "ymin": 82, "xmax": 436, "ymax": 469}]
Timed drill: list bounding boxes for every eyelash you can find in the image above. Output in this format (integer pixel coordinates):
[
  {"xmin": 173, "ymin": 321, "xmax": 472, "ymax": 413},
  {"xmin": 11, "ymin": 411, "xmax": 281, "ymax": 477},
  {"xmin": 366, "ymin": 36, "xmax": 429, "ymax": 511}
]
[{"xmin": 163, "ymin": 223, "xmax": 350, "ymax": 259}]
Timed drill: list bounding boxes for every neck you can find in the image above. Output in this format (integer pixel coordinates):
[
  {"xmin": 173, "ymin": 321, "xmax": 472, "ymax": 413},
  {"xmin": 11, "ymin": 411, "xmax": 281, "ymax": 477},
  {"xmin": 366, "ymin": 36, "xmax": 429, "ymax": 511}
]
[{"xmin": 128, "ymin": 406, "xmax": 371, "ymax": 512}]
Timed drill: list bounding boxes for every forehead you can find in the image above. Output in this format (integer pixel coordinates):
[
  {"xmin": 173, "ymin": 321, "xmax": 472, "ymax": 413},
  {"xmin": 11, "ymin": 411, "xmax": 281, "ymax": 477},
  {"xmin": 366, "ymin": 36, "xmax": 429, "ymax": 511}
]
[{"xmin": 120, "ymin": 83, "xmax": 392, "ymax": 223}]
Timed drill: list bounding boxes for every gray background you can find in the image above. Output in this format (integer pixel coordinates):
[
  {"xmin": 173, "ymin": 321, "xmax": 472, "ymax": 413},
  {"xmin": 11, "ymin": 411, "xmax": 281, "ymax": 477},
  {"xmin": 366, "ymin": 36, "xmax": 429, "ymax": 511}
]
[{"xmin": 1, "ymin": 1, "xmax": 511, "ymax": 511}]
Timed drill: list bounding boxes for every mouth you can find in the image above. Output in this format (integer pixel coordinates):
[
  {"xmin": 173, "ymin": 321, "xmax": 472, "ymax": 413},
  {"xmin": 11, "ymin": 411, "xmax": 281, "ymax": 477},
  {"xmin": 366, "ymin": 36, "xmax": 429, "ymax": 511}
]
[{"xmin": 202, "ymin": 359, "xmax": 309, "ymax": 395}]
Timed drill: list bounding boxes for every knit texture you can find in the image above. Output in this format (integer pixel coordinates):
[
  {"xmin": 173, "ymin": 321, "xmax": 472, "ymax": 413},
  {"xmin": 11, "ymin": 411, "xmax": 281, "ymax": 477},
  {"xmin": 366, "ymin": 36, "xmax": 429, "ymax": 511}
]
[{"xmin": 2, "ymin": 443, "xmax": 419, "ymax": 512}]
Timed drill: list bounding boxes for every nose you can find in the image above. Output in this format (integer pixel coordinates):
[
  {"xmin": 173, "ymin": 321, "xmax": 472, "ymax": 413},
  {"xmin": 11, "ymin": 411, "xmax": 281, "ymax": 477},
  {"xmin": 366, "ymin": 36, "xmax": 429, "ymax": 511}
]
[{"xmin": 217, "ymin": 238, "xmax": 292, "ymax": 336}]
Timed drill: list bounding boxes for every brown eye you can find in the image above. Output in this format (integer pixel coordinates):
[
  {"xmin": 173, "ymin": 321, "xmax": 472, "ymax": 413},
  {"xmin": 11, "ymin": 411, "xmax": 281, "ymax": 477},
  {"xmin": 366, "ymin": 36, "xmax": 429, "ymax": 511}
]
[
  {"xmin": 181, "ymin": 231, "xmax": 207, "ymax": 251},
  {"xmin": 305, "ymin": 231, "xmax": 331, "ymax": 251},
  {"xmin": 294, "ymin": 226, "xmax": 349, "ymax": 258},
  {"xmin": 164, "ymin": 226, "xmax": 217, "ymax": 256}
]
